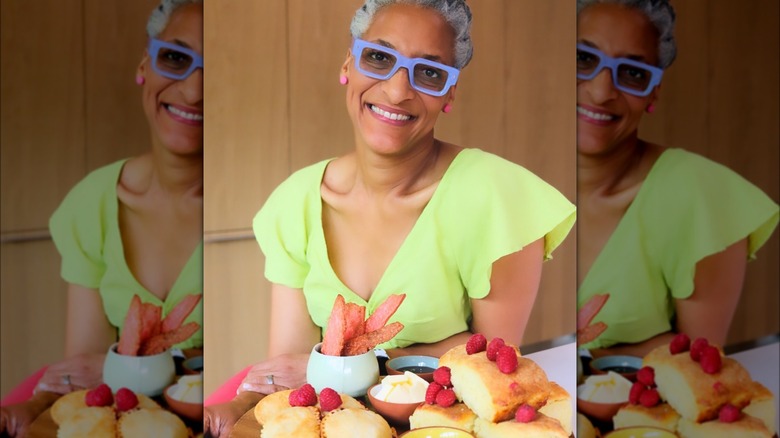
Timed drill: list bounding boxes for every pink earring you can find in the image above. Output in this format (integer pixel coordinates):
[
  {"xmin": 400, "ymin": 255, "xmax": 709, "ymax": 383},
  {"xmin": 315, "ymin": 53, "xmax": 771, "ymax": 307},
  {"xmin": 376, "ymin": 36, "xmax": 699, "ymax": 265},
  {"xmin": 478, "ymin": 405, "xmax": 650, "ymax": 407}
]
[
  {"xmin": 646, "ymin": 103, "xmax": 655, "ymax": 113},
  {"xmin": 339, "ymin": 75, "xmax": 348, "ymax": 85},
  {"xmin": 135, "ymin": 75, "xmax": 145, "ymax": 85},
  {"xmin": 443, "ymin": 104, "xmax": 453, "ymax": 113}
]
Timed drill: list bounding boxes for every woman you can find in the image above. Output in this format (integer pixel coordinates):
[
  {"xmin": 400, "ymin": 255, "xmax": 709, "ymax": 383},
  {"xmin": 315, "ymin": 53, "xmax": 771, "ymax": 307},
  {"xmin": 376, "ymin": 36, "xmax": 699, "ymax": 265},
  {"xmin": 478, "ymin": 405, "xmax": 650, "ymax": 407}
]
[
  {"xmin": 576, "ymin": 0, "xmax": 778, "ymax": 357},
  {"xmin": 0, "ymin": 0, "xmax": 203, "ymax": 435},
  {"xmin": 204, "ymin": 0, "xmax": 575, "ymax": 435}
]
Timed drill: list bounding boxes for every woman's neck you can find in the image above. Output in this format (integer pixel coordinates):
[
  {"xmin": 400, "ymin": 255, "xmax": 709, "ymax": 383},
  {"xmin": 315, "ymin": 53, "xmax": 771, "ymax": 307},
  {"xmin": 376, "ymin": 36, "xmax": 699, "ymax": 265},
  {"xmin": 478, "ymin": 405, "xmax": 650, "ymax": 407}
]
[
  {"xmin": 353, "ymin": 137, "xmax": 442, "ymax": 198},
  {"xmin": 147, "ymin": 145, "xmax": 203, "ymax": 199},
  {"xmin": 578, "ymin": 133, "xmax": 647, "ymax": 197}
]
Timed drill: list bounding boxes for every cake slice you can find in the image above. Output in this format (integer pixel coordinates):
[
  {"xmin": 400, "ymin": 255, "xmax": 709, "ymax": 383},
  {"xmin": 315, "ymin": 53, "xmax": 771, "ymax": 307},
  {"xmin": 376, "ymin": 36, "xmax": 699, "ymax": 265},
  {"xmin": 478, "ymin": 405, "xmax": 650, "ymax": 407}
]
[
  {"xmin": 440, "ymin": 344, "xmax": 550, "ymax": 422},
  {"xmin": 643, "ymin": 344, "xmax": 753, "ymax": 422},
  {"xmin": 409, "ymin": 402, "xmax": 477, "ymax": 432},
  {"xmin": 676, "ymin": 413, "xmax": 772, "ymax": 438},
  {"xmin": 612, "ymin": 402, "xmax": 680, "ymax": 432},
  {"xmin": 473, "ymin": 413, "xmax": 567, "ymax": 437},
  {"xmin": 743, "ymin": 381, "xmax": 777, "ymax": 436},
  {"xmin": 259, "ymin": 406, "xmax": 320, "ymax": 438},
  {"xmin": 538, "ymin": 381, "xmax": 572, "ymax": 436}
]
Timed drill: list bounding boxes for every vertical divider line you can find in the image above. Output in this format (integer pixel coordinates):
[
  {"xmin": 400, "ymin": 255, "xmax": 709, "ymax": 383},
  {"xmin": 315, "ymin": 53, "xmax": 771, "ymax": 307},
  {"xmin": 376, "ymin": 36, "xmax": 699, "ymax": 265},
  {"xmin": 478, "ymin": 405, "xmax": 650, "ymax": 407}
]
[{"xmin": 284, "ymin": 0, "xmax": 293, "ymax": 175}]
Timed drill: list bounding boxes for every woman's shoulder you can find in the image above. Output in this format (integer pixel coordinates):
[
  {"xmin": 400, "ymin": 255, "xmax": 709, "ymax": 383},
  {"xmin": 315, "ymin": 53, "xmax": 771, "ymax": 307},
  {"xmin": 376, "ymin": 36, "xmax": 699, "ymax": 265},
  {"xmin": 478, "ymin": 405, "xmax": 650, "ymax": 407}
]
[
  {"xmin": 52, "ymin": 160, "xmax": 126, "ymax": 217},
  {"xmin": 267, "ymin": 159, "xmax": 331, "ymax": 199}
]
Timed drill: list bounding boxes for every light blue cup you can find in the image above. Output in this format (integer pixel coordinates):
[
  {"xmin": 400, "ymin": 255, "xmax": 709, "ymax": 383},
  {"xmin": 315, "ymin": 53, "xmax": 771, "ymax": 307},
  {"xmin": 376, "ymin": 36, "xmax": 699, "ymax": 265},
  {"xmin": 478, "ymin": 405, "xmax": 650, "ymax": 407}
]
[
  {"xmin": 306, "ymin": 342, "xmax": 379, "ymax": 397},
  {"xmin": 103, "ymin": 342, "xmax": 175, "ymax": 397}
]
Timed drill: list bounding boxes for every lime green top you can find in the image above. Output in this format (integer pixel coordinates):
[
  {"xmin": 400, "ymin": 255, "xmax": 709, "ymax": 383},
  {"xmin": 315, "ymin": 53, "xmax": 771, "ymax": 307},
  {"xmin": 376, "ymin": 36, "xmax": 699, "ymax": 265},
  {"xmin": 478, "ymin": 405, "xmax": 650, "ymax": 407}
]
[
  {"xmin": 579, "ymin": 149, "xmax": 779, "ymax": 349},
  {"xmin": 49, "ymin": 160, "xmax": 203, "ymax": 350},
  {"xmin": 254, "ymin": 148, "xmax": 576, "ymax": 349}
]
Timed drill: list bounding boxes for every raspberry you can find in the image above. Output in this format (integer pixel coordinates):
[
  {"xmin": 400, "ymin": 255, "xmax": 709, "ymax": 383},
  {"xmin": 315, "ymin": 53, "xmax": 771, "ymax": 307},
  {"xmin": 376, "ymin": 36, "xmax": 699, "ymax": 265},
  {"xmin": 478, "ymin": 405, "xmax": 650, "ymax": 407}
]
[
  {"xmin": 115, "ymin": 387, "xmax": 139, "ymax": 412},
  {"xmin": 435, "ymin": 388, "xmax": 457, "ymax": 407},
  {"xmin": 85, "ymin": 384, "xmax": 114, "ymax": 407},
  {"xmin": 637, "ymin": 366, "xmax": 655, "ymax": 386},
  {"xmin": 318, "ymin": 387, "xmax": 342, "ymax": 411},
  {"xmin": 486, "ymin": 338, "xmax": 505, "ymax": 361},
  {"xmin": 670, "ymin": 333, "xmax": 691, "ymax": 354},
  {"xmin": 289, "ymin": 383, "xmax": 317, "ymax": 407},
  {"xmin": 639, "ymin": 388, "xmax": 660, "ymax": 407},
  {"xmin": 690, "ymin": 338, "xmax": 709, "ymax": 362},
  {"xmin": 515, "ymin": 404, "xmax": 536, "ymax": 423},
  {"xmin": 496, "ymin": 345, "xmax": 518, "ymax": 374},
  {"xmin": 700, "ymin": 345, "xmax": 722, "ymax": 374},
  {"xmin": 433, "ymin": 367, "xmax": 452, "ymax": 387},
  {"xmin": 425, "ymin": 382, "xmax": 443, "ymax": 404},
  {"xmin": 629, "ymin": 382, "xmax": 645, "ymax": 405},
  {"xmin": 466, "ymin": 333, "xmax": 487, "ymax": 355},
  {"xmin": 719, "ymin": 404, "xmax": 741, "ymax": 423}
]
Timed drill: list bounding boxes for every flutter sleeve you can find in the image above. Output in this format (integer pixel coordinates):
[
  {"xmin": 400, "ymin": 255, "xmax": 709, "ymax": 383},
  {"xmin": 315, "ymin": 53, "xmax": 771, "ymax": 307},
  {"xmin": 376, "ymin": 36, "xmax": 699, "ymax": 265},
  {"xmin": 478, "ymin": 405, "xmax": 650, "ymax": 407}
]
[
  {"xmin": 445, "ymin": 151, "xmax": 576, "ymax": 300},
  {"xmin": 648, "ymin": 150, "xmax": 779, "ymax": 300}
]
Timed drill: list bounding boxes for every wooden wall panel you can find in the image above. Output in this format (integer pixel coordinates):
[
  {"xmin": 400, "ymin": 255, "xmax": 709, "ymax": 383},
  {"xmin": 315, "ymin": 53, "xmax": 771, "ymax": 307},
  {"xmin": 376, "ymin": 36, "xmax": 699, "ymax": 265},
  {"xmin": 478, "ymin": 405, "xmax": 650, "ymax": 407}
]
[
  {"xmin": 638, "ymin": 0, "xmax": 779, "ymax": 345},
  {"xmin": 0, "ymin": 1, "xmax": 85, "ymax": 232},
  {"xmin": 203, "ymin": 0, "xmax": 290, "ymax": 233},
  {"xmin": 83, "ymin": 0, "xmax": 157, "ymax": 168},
  {"xmin": 0, "ymin": 242, "xmax": 66, "ymax": 397}
]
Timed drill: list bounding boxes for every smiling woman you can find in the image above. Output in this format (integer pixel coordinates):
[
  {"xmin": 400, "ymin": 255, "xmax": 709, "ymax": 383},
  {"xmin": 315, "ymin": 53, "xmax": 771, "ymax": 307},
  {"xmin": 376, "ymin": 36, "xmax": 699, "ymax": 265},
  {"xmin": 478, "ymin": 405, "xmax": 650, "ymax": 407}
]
[
  {"xmin": 202, "ymin": 0, "xmax": 576, "ymax": 436},
  {"xmin": 0, "ymin": 0, "xmax": 203, "ymax": 435}
]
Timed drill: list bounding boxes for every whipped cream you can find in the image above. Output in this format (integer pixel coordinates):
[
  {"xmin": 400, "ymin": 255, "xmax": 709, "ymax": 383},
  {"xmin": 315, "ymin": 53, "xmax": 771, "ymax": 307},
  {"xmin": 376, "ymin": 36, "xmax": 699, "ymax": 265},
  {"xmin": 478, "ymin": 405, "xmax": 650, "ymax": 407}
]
[
  {"xmin": 375, "ymin": 371, "xmax": 428, "ymax": 403},
  {"xmin": 578, "ymin": 371, "xmax": 631, "ymax": 403},
  {"xmin": 171, "ymin": 374, "xmax": 203, "ymax": 404}
]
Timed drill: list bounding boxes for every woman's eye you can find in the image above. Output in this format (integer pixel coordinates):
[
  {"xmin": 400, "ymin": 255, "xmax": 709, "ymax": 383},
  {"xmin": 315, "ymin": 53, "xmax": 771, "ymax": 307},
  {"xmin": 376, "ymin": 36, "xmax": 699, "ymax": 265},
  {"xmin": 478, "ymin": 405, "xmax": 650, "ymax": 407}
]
[
  {"xmin": 164, "ymin": 51, "xmax": 188, "ymax": 63},
  {"xmin": 369, "ymin": 51, "xmax": 389, "ymax": 62},
  {"xmin": 423, "ymin": 68, "xmax": 440, "ymax": 79},
  {"xmin": 626, "ymin": 67, "xmax": 647, "ymax": 79}
]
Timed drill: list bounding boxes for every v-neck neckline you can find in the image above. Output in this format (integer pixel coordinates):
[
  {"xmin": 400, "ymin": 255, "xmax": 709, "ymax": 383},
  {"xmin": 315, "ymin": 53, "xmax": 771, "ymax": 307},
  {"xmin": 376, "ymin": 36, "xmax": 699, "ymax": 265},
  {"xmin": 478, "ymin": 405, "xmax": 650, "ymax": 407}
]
[
  {"xmin": 111, "ymin": 160, "xmax": 201, "ymax": 306},
  {"xmin": 580, "ymin": 148, "xmax": 674, "ymax": 292},
  {"xmin": 315, "ymin": 149, "xmax": 469, "ymax": 306}
]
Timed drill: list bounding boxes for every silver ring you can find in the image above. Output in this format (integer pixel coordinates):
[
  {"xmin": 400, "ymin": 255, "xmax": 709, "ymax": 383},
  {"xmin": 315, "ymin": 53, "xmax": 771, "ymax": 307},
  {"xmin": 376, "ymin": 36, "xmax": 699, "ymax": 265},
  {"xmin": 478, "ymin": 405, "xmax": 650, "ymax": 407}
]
[
  {"xmin": 265, "ymin": 375, "xmax": 274, "ymax": 385},
  {"xmin": 62, "ymin": 374, "xmax": 71, "ymax": 386}
]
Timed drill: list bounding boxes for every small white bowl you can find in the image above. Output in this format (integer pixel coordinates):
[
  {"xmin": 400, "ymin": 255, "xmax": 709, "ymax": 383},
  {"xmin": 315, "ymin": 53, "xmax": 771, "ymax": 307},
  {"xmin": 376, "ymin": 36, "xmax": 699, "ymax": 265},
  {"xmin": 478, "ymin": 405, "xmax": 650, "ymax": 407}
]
[
  {"xmin": 103, "ymin": 342, "xmax": 175, "ymax": 397},
  {"xmin": 306, "ymin": 342, "xmax": 379, "ymax": 397}
]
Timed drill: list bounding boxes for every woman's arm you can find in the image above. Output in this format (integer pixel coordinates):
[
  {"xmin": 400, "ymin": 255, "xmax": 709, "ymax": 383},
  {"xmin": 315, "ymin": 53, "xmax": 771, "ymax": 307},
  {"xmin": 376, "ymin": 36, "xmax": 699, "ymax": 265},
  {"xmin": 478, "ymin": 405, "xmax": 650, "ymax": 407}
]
[
  {"xmin": 267, "ymin": 284, "xmax": 322, "ymax": 357},
  {"xmin": 64, "ymin": 284, "xmax": 116, "ymax": 357},
  {"xmin": 591, "ymin": 239, "xmax": 748, "ymax": 358},
  {"xmin": 388, "ymin": 238, "xmax": 545, "ymax": 358}
]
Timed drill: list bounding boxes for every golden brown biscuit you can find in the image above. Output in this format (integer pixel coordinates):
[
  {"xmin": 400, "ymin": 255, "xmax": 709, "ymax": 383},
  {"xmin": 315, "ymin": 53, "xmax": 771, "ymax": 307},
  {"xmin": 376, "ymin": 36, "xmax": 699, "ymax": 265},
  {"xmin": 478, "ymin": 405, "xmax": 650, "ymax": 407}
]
[
  {"xmin": 473, "ymin": 413, "xmax": 567, "ymax": 438},
  {"xmin": 409, "ymin": 402, "xmax": 477, "ymax": 432},
  {"xmin": 56, "ymin": 406, "xmax": 116, "ymax": 438},
  {"xmin": 643, "ymin": 345, "xmax": 753, "ymax": 422},
  {"xmin": 440, "ymin": 344, "xmax": 550, "ymax": 422},
  {"xmin": 538, "ymin": 381, "xmax": 572, "ymax": 436},
  {"xmin": 116, "ymin": 408, "xmax": 188, "ymax": 438},
  {"xmin": 260, "ymin": 406, "xmax": 320, "ymax": 438},
  {"xmin": 577, "ymin": 413, "xmax": 599, "ymax": 438},
  {"xmin": 254, "ymin": 389, "xmax": 364, "ymax": 425},
  {"xmin": 320, "ymin": 408, "xmax": 393, "ymax": 438},
  {"xmin": 743, "ymin": 381, "xmax": 777, "ymax": 436},
  {"xmin": 51, "ymin": 390, "xmax": 90, "ymax": 426},
  {"xmin": 613, "ymin": 402, "xmax": 680, "ymax": 432}
]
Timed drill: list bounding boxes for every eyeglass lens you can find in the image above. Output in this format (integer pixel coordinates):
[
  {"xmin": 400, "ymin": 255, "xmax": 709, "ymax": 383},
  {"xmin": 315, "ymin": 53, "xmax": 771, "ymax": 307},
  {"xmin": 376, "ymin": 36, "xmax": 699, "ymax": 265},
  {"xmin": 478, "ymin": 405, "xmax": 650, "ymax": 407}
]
[
  {"xmin": 154, "ymin": 46, "xmax": 195, "ymax": 78},
  {"xmin": 358, "ymin": 46, "xmax": 450, "ymax": 93}
]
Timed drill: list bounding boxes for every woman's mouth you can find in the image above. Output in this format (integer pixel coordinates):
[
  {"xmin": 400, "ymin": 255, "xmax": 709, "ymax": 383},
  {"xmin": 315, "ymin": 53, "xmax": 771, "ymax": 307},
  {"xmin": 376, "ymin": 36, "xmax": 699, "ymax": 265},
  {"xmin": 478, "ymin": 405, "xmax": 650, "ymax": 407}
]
[
  {"xmin": 164, "ymin": 104, "xmax": 203, "ymax": 125},
  {"xmin": 577, "ymin": 105, "xmax": 617, "ymax": 123},
  {"xmin": 368, "ymin": 104, "xmax": 414, "ymax": 122}
]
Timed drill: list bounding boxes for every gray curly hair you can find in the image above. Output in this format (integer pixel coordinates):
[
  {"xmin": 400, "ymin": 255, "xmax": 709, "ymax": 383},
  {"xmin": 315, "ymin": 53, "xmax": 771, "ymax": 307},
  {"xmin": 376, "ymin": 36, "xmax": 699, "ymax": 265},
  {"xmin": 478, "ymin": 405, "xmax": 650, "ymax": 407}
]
[
  {"xmin": 577, "ymin": 0, "xmax": 676, "ymax": 69},
  {"xmin": 146, "ymin": 0, "xmax": 203, "ymax": 38},
  {"xmin": 350, "ymin": 0, "xmax": 473, "ymax": 69}
]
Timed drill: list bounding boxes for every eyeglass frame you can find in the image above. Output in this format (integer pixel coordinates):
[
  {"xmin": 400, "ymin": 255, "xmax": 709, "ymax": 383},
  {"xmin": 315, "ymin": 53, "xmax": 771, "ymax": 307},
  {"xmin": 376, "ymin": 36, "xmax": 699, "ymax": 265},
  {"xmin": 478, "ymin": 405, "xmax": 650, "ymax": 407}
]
[
  {"xmin": 576, "ymin": 43, "xmax": 663, "ymax": 97},
  {"xmin": 148, "ymin": 38, "xmax": 203, "ymax": 81},
  {"xmin": 351, "ymin": 38, "xmax": 460, "ymax": 97}
]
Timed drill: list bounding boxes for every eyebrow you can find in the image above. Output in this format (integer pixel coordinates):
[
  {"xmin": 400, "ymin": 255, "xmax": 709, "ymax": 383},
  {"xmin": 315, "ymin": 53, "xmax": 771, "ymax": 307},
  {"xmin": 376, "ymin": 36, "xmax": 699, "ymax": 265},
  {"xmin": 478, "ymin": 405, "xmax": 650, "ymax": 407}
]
[
  {"xmin": 373, "ymin": 39, "xmax": 443, "ymax": 62},
  {"xmin": 578, "ymin": 38, "xmax": 649, "ymax": 62},
  {"xmin": 169, "ymin": 38, "xmax": 195, "ymax": 50}
]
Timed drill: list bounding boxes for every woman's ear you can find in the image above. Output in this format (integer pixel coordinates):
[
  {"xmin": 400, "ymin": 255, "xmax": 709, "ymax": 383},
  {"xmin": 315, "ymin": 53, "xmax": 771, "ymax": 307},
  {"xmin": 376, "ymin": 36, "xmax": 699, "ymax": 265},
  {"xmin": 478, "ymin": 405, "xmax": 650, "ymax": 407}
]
[
  {"xmin": 341, "ymin": 48, "xmax": 352, "ymax": 76},
  {"xmin": 136, "ymin": 51, "xmax": 149, "ymax": 81}
]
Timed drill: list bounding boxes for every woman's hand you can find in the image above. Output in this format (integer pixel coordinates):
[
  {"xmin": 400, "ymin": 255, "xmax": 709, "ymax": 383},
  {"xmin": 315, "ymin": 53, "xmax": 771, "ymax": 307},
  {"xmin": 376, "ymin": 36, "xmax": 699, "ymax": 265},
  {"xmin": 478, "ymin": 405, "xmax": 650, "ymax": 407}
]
[
  {"xmin": 203, "ymin": 391, "xmax": 263, "ymax": 438},
  {"xmin": 0, "ymin": 391, "xmax": 60, "ymax": 437},
  {"xmin": 35, "ymin": 353, "xmax": 105, "ymax": 394},
  {"xmin": 237, "ymin": 353, "xmax": 309, "ymax": 395}
]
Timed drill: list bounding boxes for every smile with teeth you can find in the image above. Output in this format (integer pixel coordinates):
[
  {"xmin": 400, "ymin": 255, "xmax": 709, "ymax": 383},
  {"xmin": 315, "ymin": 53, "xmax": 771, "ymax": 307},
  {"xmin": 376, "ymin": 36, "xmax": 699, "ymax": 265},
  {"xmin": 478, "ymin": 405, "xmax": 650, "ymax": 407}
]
[
  {"xmin": 369, "ymin": 104, "xmax": 412, "ymax": 121},
  {"xmin": 165, "ymin": 104, "xmax": 203, "ymax": 121},
  {"xmin": 577, "ymin": 106, "xmax": 615, "ymax": 121}
]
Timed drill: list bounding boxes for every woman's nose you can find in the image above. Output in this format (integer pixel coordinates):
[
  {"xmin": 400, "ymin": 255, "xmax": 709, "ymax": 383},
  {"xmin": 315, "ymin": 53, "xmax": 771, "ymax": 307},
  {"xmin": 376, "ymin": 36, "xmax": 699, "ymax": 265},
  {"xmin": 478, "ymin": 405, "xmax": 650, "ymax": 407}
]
[
  {"xmin": 380, "ymin": 67, "xmax": 416, "ymax": 103},
  {"xmin": 585, "ymin": 68, "xmax": 618, "ymax": 104},
  {"xmin": 179, "ymin": 68, "xmax": 203, "ymax": 105}
]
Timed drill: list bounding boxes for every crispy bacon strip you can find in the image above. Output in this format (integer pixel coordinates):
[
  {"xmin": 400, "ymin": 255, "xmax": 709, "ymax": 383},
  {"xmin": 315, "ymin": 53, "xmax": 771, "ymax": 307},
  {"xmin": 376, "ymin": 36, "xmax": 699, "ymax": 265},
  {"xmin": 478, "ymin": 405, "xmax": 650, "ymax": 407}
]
[
  {"xmin": 118, "ymin": 295, "xmax": 143, "ymax": 356},
  {"xmin": 161, "ymin": 294, "xmax": 201, "ymax": 333},
  {"xmin": 364, "ymin": 294, "xmax": 406, "ymax": 333},
  {"xmin": 343, "ymin": 302, "xmax": 366, "ymax": 341},
  {"xmin": 139, "ymin": 302, "xmax": 162, "ymax": 344},
  {"xmin": 578, "ymin": 322, "xmax": 608, "ymax": 345},
  {"xmin": 577, "ymin": 294, "xmax": 609, "ymax": 330},
  {"xmin": 139, "ymin": 322, "xmax": 200, "ymax": 356},
  {"xmin": 321, "ymin": 295, "xmax": 347, "ymax": 356},
  {"xmin": 343, "ymin": 322, "xmax": 404, "ymax": 356}
]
